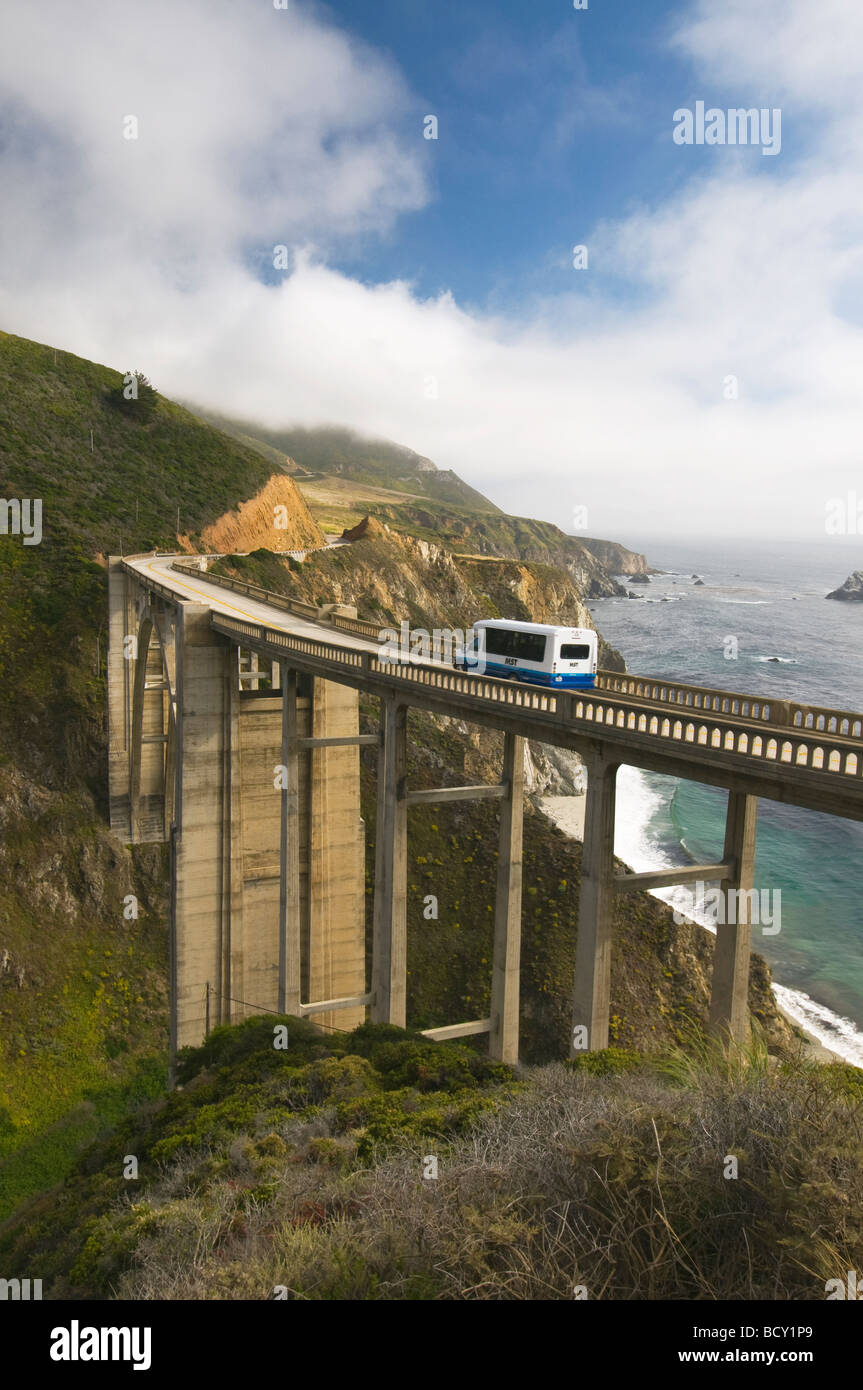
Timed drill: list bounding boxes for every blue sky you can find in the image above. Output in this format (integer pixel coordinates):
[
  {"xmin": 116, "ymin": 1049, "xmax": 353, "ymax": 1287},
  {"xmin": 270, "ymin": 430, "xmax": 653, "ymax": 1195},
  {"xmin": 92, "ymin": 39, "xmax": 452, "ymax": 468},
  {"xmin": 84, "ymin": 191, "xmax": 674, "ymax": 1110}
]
[
  {"xmin": 318, "ymin": 0, "xmax": 791, "ymax": 311},
  {"xmin": 1, "ymin": 0, "xmax": 861, "ymax": 541}
]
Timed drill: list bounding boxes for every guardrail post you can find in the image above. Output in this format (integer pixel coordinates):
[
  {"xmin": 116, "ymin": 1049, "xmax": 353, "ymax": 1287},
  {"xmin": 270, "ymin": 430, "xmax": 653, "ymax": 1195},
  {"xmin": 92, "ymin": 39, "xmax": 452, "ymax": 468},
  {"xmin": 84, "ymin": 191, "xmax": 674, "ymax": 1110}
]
[
  {"xmin": 709, "ymin": 791, "xmax": 758, "ymax": 1045},
  {"xmin": 372, "ymin": 696, "xmax": 408, "ymax": 1025},
  {"xmin": 278, "ymin": 663, "xmax": 301, "ymax": 1015},
  {"xmin": 571, "ymin": 750, "xmax": 619, "ymax": 1054},
  {"xmin": 489, "ymin": 733, "xmax": 525, "ymax": 1063}
]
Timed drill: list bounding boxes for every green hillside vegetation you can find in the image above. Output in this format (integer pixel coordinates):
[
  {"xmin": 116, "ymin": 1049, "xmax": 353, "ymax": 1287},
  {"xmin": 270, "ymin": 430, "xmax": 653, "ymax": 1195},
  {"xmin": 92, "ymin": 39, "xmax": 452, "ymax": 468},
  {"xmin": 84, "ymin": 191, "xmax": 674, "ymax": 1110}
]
[
  {"xmin": 0, "ymin": 331, "xmax": 292, "ymax": 1218},
  {"xmin": 188, "ymin": 411, "xmax": 647, "ymax": 583},
  {"xmin": 192, "ymin": 413, "xmax": 502, "ymax": 513},
  {"xmin": 335, "ymin": 498, "xmax": 640, "ymax": 577},
  {"xmin": 2, "ymin": 1015, "xmax": 860, "ymax": 1300}
]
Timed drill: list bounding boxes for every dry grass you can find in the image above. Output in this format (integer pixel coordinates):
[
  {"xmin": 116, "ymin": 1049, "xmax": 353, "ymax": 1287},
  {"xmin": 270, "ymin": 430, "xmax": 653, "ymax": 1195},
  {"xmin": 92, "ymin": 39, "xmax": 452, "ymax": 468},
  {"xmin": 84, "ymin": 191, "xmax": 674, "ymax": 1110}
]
[{"xmin": 112, "ymin": 1053, "xmax": 863, "ymax": 1301}]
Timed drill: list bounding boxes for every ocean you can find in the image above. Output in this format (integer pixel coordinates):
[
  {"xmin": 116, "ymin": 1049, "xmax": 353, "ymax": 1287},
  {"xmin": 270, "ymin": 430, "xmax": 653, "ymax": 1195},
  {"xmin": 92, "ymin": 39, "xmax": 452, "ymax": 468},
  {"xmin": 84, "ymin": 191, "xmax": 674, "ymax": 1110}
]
[{"xmin": 587, "ymin": 537, "xmax": 863, "ymax": 1066}]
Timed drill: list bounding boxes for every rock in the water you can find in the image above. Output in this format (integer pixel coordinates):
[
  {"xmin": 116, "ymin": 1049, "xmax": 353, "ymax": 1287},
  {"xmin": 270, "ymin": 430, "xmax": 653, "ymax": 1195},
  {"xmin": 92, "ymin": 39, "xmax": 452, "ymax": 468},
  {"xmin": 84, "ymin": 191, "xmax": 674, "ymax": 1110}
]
[
  {"xmin": 628, "ymin": 572, "xmax": 650, "ymax": 584},
  {"xmin": 826, "ymin": 570, "xmax": 863, "ymax": 601},
  {"xmin": 693, "ymin": 578, "xmax": 705, "ymax": 586}
]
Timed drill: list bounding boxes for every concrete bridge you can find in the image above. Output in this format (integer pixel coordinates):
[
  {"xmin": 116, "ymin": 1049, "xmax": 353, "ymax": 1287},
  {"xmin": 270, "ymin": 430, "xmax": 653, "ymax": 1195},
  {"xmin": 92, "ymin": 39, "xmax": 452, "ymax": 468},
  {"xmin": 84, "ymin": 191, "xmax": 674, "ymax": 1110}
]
[{"xmin": 108, "ymin": 553, "xmax": 863, "ymax": 1067}]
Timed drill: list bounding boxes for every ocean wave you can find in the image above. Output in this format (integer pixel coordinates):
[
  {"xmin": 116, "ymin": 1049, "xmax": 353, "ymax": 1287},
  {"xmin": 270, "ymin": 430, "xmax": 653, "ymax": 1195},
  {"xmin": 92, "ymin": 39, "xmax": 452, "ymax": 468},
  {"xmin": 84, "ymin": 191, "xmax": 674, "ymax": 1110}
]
[
  {"xmin": 716, "ymin": 599, "xmax": 772, "ymax": 605},
  {"xmin": 772, "ymin": 984, "xmax": 863, "ymax": 1068},
  {"xmin": 754, "ymin": 655, "xmax": 799, "ymax": 664},
  {"xmin": 614, "ymin": 769, "xmax": 863, "ymax": 1068}
]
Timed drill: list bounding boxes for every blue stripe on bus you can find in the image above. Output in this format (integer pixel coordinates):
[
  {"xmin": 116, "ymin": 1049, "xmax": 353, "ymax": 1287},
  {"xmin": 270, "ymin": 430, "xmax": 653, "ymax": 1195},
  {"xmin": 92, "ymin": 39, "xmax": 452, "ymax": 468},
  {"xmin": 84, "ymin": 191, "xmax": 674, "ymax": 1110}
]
[{"xmin": 457, "ymin": 660, "xmax": 595, "ymax": 688}]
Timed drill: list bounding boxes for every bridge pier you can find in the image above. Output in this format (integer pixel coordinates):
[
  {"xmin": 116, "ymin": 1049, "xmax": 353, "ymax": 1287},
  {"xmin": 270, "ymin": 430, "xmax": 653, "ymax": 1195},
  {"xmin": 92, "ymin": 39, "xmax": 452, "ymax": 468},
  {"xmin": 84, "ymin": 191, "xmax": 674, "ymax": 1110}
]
[
  {"xmin": 372, "ymin": 697, "xmax": 408, "ymax": 1026},
  {"xmin": 490, "ymin": 733, "xmax": 525, "ymax": 1063},
  {"xmin": 278, "ymin": 663, "xmax": 301, "ymax": 1016},
  {"xmin": 571, "ymin": 751, "xmax": 619, "ymax": 1054},
  {"xmin": 112, "ymin": 564, "xmax": 366, "ymax": 1058},
  {"xmin": 571, "ymin": 749, "xmax": 759, "ymax": 1053},
  {"xmin": 709, "ymin": 790, "xmax": 758, "ymax": 1045}
]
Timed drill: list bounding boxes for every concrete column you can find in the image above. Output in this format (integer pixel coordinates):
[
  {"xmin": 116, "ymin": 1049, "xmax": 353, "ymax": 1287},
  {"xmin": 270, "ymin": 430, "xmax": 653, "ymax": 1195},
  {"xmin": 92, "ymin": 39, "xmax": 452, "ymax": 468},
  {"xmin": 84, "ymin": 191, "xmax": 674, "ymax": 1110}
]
[
  {"xmin": 490, "ymin": 733, "xmax": 525, "ymax": 1063},
  {"xmin": 709, "ymin": 791, "xmax": 758, "ymax": 1045},
  {"xmin": 279, "ymin": 664, "xmax": 301, "ymax": 1015},
  {"xmin": 107, "ymin": 558, "xmax": 132, "ymax": 840},
  {"xmin": 307, "ymin": 677, "xmax": 367, "ymax": 1031},
  {"xmin": 372, "ymin": 698, "xmax": 408, "ymax": 1026},
  {"xmin": 571, "ymin": 751, "xmax": 618, "ymax": 1054},
  {"xmin": 172, "ymin": 604, "xmax": 236, "ymax": 1051},
  {"xmin": 224, "ymin": 655, "xmax": 244, "ymax": 1023}
]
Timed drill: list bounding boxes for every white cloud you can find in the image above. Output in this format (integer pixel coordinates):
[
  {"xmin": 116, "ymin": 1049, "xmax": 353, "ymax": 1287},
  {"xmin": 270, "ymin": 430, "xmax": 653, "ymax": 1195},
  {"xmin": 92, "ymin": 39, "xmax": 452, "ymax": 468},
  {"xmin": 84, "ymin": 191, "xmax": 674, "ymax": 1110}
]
[
  {"xmin": 1, "ymin": 0, "xmax": 862, "ymax": 542},
  {"xmin": 0, "ymin": 0, "xmax": 427, "ymax": 277}
]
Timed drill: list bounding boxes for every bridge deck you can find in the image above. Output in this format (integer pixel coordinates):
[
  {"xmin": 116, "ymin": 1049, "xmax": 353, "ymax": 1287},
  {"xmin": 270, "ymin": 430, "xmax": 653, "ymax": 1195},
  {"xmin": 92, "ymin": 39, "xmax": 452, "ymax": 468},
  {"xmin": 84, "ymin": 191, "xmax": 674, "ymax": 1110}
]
[{"xmin": 124, "ymin": 554, "xmax": 863, "ymax": 824}]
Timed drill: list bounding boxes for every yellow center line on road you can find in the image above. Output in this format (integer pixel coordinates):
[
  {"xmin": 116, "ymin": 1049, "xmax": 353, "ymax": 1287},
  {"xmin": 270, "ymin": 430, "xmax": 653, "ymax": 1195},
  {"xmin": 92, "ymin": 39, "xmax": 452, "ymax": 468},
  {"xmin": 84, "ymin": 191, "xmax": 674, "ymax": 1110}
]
[
  {"xmin": 144, "ymin": 560, "xmax": 298, "ymax": 633},
  {"xmin": 141, "ymin": 560, "xmax": 375, "ymax": 655}
]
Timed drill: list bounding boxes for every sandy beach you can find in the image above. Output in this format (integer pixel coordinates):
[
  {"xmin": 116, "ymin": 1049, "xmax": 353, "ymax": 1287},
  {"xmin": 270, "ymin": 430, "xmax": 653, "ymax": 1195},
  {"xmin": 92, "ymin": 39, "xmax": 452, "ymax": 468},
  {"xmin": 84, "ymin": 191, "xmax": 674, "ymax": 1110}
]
[{"xmin": 540, "ymin": 793, "xmax": 586, "ymax": 842}]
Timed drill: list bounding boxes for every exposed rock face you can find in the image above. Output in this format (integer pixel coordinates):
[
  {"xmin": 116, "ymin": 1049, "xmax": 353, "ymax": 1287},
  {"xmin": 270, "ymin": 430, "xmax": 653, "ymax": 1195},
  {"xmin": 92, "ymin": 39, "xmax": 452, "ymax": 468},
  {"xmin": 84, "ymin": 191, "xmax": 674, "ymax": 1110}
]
[
  {"xmin": 524, "ymin": 742, "xmax": 586, "ymax": 798},
  {"xmin": 826, "ymin": 570, "xmax": 863, "ymax": 601},
  {"xmin": 213, "ymin": 523, "xmax": 626, "ymax": 672},
  {"xmin": 197, "ymin": 474, "xmax": 325, "ymax": 554},
  {"xmin": 628, "ymin": 572, "xmax": 650, "ymax": 584},
  {"xmin": 579, "ymin": 538, "xmax": 651, "ymax": 575},
  {"xmin": 341, "ymin": 515, "xmax": 389, "ymax": 542}
]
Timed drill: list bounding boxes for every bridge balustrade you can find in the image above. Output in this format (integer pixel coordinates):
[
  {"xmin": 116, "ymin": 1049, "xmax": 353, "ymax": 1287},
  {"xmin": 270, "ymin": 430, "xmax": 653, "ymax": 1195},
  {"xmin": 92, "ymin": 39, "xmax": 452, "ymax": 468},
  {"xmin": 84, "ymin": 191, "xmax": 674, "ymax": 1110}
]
[{"xmin": 210, "ymin": 613, "xmax": 863, "ymax": 787}]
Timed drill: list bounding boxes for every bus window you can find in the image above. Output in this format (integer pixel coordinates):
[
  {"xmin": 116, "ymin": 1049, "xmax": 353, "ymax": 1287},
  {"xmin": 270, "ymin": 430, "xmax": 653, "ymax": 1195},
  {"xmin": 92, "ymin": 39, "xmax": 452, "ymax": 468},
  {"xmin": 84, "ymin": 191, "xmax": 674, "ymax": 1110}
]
[
  {"xmin": 560, "ymin": 643, "xmax": 592, "ymax": 660},
  {"xmin": 485, "ymin": 629, "xmax": 547, "ymax": 663}
]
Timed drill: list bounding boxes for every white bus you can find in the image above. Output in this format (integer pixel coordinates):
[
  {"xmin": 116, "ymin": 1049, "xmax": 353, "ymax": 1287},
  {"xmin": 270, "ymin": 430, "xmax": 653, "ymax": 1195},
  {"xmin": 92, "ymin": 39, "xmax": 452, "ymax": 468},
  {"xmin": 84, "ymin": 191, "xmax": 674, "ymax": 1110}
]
[{"xmin": 456, "ymin": 619, "xmax": 598, "ymax": 689}]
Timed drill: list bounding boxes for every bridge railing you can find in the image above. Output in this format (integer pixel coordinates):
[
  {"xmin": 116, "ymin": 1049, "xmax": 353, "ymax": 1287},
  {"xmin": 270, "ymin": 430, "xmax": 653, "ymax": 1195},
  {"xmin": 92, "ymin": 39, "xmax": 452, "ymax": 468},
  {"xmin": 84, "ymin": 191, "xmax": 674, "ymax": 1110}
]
[
  {"xmin": 169, "ymin": 559, "xmax": 383, "ymax": 639},
  {"xmin": 129, "ymin": 557, "xmax": 863, "ymax": 768},
  {"xmin": 788, "ymin": 701, "xmax": 863, "ymax": 739},
  {"xmin": 594, "ymin": 671, "xmax": 785, "ymax": 723},
  {"xmin": 595, "ymin": 671, "xmax": 863, "ymax": 740},
  {"xmin": 210, "ymin": 613, "xmax": 863, "ymax": 789}
]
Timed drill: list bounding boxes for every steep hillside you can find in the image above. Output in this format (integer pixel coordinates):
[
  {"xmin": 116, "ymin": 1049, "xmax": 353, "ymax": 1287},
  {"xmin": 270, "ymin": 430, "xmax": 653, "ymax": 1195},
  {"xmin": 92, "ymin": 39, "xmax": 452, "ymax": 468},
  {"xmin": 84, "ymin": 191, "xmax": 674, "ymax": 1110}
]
[
  {"xmin": 192, "ymin": 414, "xmax": 501, "ymax": 513},
  {"xmin": 208, "ymin": 525, "xmax": 624, "ymax": 669},
  {"xmin": 195, "ymin": 475, "xmax": 324, "ymax": 554},
  {"xmin": 188, "ymin": 413, "xmax": 648, "ymax": 594},
  {"xmin": 345, "ymin": 501, "xmax": 641, "ymax": 596},
  {"xmin": 0, "ymin": 331, "xmax": 322, "ymax": 1217}
]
